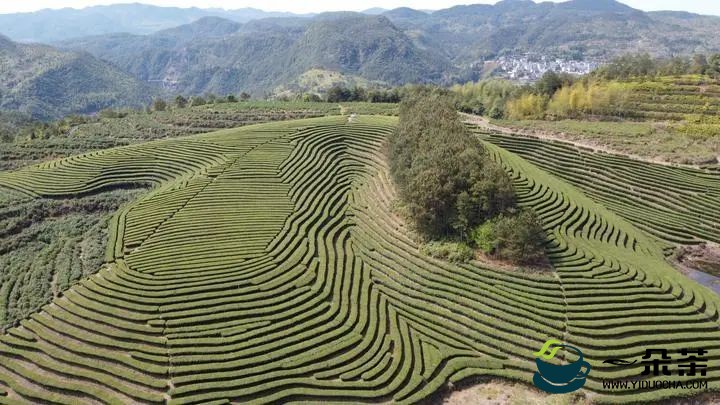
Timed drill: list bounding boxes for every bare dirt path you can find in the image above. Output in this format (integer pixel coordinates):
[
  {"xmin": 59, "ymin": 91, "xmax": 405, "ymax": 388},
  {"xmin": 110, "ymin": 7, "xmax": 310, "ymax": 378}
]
[
  {"xmin": 460, "ymin": 113, "xmax": 701, "ymax": 169},
  {"xmin": 434, "ymin": 378, "xmax": 590, "ymax": 405}
]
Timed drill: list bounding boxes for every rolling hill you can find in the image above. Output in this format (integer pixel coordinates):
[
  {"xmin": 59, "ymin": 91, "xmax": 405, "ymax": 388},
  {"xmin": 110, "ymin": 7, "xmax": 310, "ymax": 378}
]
[
  {"xmin": 0, "ymin": 114, "xmax": 718, "ymax": 403},
  {"xmin": 0, "ymin": 101, "xmax": 396, "ymax": 172},
  {"xmin": 0, "ymin": 34, "xmax": 154, "ymax": 120},
  {"xmin": 272, "ymin": 69, "xmax": 387, "ymax": 99}
]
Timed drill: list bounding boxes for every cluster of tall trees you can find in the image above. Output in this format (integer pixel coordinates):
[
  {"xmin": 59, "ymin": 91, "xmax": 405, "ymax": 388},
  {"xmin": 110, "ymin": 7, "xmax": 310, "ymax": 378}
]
[
  {"xmin": 148, "ymin": 87, "xmax": 401, "ymax": 109},
  {"xmin": 151, "ymin": 93, "xmax": 253, "ymax": 112},
  {"xmin": 15, "ymin": 115, "xmax": 93, "ymax": 140},
  {"xmin": 389, "ymin": 88, "xmax": 514, "ymax": 239},
  {"xmin": 324, "ymin": 86, "xmax": 401, "ymax": 103},
  {"xmin": 451, "ymin": 80, "xmax": 522, "ymax": 118},
  {"xmin": 505, "ymin": 79, "xmax": 633, "ymax": 120},
  {"xmin": 593, "ymin": 53, "xmax": 720, "ymax": 80},
  {"xmin": 452, "ymin": 69, "xmax": 630, "ymax": 121},
  {"xmin": 388, "ymin": 88, "xmax": 546, "ymax": 264}
]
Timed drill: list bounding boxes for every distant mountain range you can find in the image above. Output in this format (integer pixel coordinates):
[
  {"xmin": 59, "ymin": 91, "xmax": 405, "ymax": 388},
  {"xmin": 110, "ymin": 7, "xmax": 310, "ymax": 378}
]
[
  {"xmin": 2, "ymin": 0, "xmax": 720, "ymax": 119},
  {"xmin": 0, "ymin": 34, "xmax": 153, "ymax": 120},
  {"xmin": 392, "ymin": 0, "xmax": 720, "ymax": 63},
  {"xmin": 0, "ymin": 4, "xmax": 305, "ymax": 43}
]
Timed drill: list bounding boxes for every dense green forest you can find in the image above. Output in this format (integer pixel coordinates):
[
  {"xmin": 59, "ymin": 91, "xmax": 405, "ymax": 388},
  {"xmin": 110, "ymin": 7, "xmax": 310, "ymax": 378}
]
[{"xmin": 389, "ymin": 89, "xmax": 545, "ymax": 264}]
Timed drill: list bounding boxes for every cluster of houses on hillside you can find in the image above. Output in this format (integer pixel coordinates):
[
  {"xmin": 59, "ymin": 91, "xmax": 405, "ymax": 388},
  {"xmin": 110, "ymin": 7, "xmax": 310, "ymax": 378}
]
[{"xmin": 485, "ymin": 54, "xmax": 604, "ymax": 82}]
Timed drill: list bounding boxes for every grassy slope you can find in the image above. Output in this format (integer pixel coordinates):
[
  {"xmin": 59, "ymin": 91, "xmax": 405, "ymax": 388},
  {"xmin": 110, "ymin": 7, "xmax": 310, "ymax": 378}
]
[{"xmin": 492, "ymin": 118, "xmax": 720, "ymax": 165}]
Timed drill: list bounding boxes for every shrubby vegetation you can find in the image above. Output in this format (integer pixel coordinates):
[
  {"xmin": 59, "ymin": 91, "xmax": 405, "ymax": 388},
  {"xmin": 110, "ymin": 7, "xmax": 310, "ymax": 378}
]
[
  {"xmin": 674, "ymin": 115, "xmax": 720, "ymax": 139},
  {"xmin": 420, "ymin": 241, "xmax": 474, "ymax": 263},
  {"xmin": 0, "ymin": 111, "xmax": 34, "ymax": 143},
  {"xmin": 389, "ymin": 88, "xmax": 545, "ymax": 264},
  {"xmin": 472, "ymin": 210, "xmax": 546, "ymax": 264},
  {"xmin": 0, "ymin": 187, "xmax": 145, "ymax": 329}
]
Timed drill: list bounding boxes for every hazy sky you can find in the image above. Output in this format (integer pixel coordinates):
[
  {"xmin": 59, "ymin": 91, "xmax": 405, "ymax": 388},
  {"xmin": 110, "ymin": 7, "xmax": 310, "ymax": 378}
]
[{"xmin": 0, "ymin": 0, "xmax": 719, "ymax": 15}]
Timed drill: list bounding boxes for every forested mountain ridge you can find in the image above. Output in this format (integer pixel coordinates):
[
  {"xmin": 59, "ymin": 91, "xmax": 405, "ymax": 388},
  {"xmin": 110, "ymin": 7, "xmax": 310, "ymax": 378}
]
[
  {"xmin": 0, "ymin": 34, "xmax": 154, "ymax": 120},
  {"xmin": 57, "ymin": 13, "xmax": 451, "ymax": 97},
  {"xmin": 51, "ymin": 1, "xmax": 720, "ymax": 97},
  {"xmin": 381, "ymin": 0, "xmax": 720, "ymax": 62}
]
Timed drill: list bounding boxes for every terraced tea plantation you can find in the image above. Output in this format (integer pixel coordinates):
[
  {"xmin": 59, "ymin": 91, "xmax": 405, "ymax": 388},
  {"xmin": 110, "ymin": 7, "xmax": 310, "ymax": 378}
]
[
  {"xmin": 478, "ymin": 131, "xmax": 720, "ymax": 246},
  {"xmin": 494, "ymin": 75, "xmax": 720, "ymax": 165},
  {"xmin": 622, "ymin": 75, "xmax": 720, "ymax": 121},
  {"xmin": 0, "ymin": 116, "xmax": 718, "ymax": 403},
  {"xmin": 1, "ymin": 101, "xmax": 398, "ymax": 171}
]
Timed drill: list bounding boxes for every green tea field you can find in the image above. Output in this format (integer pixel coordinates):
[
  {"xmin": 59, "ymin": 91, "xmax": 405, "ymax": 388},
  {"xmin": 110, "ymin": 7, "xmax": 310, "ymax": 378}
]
[
  {"xmin": 492, "ymin": 75, "xmax": 720, "ymax": 165},
  {"xmin": 0, "ymin": 116, "xmax": 718, "ymax": 404}
]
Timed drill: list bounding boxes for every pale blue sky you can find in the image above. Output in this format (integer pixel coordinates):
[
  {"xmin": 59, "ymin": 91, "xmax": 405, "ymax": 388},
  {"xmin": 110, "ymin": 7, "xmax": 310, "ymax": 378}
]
[{"xmin": 1, "ymin": 0, "xmax": 718, "ymax": 15}]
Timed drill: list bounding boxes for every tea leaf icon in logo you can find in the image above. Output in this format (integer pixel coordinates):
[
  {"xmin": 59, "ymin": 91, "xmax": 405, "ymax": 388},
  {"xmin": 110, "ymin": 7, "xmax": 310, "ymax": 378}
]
[{"xmin": 533, "ymin": 338, "xmax": 564, "ymax": 360}]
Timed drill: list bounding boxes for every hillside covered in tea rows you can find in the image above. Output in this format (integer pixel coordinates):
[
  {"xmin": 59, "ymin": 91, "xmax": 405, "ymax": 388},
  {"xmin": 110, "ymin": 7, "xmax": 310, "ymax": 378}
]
[{"xmin": 0, "ymin": 113, "xmax": 718, "ymax": 403}]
